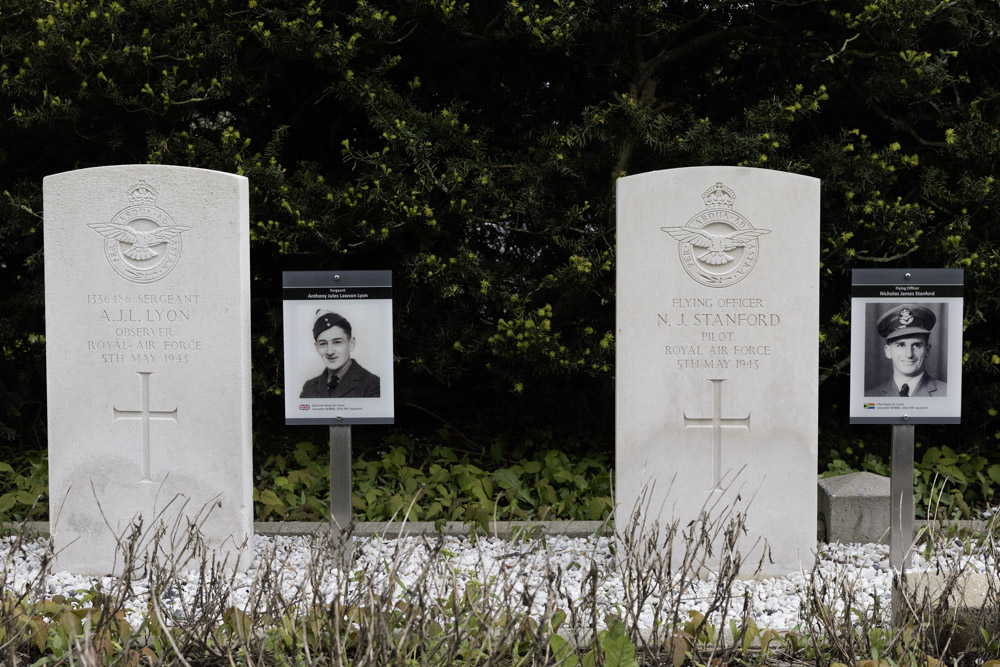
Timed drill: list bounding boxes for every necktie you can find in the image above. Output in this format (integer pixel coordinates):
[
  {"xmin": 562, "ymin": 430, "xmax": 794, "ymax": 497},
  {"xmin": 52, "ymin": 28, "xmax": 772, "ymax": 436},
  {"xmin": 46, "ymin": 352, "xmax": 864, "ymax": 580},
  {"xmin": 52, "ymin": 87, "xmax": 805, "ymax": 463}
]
[
  {"xmin": 327, "ymin": 375, "xmax": 340, "ymax": 393},
  {"xmin": 899, "ymin": 383, "xmax": 909, "ymax": 397}
]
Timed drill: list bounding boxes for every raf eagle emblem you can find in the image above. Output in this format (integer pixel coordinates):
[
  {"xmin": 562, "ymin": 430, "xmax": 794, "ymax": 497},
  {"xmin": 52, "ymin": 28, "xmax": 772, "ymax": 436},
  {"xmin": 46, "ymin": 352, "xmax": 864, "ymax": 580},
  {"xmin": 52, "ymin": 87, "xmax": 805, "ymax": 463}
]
[
  {"xmin": 88, "ymin": 222, "xmax": 192, "ymax": 261},
  {"xmin": 659, "ymin": 226, "xmax": 771, "ymax": 266}
]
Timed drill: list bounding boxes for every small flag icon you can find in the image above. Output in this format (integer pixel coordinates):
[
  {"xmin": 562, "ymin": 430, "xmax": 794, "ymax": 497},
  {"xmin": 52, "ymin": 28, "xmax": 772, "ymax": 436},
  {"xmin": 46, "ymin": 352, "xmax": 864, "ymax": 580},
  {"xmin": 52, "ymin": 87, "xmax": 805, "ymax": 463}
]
[
  {"xmin": 299, "ymin": 404, "xmax": 311, "ymax": 411},
  {"xmin": 863, "ymin": 403, "xmax": 875, "ymax": 410}
]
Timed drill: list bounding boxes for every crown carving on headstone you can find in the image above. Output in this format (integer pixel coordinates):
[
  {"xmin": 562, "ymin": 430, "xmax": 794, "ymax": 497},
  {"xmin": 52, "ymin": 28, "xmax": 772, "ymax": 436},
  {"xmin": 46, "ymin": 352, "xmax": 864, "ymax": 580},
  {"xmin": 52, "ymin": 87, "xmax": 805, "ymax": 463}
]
[
  {"xmin": 702, "ymin": 182, "xmax": 736, "ymax": 209},
  {"xmin": 126, "ymin": 181, "xmax": 158, "ymax": 205}
]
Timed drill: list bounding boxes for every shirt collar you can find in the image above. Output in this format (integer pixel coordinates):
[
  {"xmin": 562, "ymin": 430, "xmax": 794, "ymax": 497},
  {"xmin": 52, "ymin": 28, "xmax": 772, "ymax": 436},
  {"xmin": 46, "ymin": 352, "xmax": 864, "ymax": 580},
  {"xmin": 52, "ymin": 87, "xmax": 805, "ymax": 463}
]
[
  {"xmin": 327, "ymin": 359, "xmax": 353, "ymax": 384},
  {"xmin": 893, "ymin": 372, "xmax": 924, "ymax": 393}
]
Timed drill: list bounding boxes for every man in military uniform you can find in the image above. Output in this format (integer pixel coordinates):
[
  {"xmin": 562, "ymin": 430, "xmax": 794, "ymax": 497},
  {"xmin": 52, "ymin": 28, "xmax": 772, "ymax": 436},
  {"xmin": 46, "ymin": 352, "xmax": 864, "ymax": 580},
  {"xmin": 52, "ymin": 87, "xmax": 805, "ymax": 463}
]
[
  {"xmin": 866, "ymin": 304, "xmax": 947, "ymax": 397},
  {"xmin": 300, "ymin": 310, "xmax": 381, "ymax": 398}
]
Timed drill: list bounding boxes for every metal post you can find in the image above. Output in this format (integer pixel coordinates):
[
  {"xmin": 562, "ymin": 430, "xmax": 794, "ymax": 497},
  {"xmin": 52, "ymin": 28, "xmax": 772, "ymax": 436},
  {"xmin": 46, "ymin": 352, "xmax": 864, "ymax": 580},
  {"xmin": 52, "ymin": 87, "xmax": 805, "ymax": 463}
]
[
  {"xmin": 329, "ymin": 424, "xmax": 353, "ymax": 563},
  {"xmin": 890, "ymin": 423, "xmax": 915, "ymax": 621},
  {"xmin": 890, "ymin": 423, "xmax": 915, "ymax": 572}
]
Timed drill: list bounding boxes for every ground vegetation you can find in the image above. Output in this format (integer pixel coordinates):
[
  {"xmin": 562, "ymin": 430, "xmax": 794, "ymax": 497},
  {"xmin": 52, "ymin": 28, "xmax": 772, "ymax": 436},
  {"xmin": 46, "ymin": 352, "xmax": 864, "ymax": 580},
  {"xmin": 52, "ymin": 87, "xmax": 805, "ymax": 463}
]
[{"xmin": 0, "ymin": 505, "xmax": 998, "ymax": 664}]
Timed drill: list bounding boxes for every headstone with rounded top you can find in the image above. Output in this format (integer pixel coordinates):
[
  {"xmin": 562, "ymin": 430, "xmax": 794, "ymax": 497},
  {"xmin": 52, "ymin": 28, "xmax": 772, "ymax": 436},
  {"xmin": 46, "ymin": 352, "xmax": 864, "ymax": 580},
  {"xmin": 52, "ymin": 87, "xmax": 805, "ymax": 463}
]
[
  {"xmin": 616, "ymin": 166, "xmax": 820, "ymax": 576},
  {"xmin": 44, "ymin": 165, "xmax": 253, "ymax": 574}
]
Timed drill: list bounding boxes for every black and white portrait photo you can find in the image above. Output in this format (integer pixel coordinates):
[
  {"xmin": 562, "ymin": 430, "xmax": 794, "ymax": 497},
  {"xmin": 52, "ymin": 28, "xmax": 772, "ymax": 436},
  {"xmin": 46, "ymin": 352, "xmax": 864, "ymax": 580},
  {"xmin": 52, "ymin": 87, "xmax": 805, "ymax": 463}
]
[
  {"xmin": 282, "ymin": 270, "xmax": 394, "ymax": 424},
  {"xmin": 299, "ymin": 309, "xmax": 381, "ymax": 399},
  {"xmin": 849, "ymin": 269, "xmax": 963, "ymax": 424},
  {"xmin": 863, "ymin": 302, "xmax": 948, "ymax": 398}
]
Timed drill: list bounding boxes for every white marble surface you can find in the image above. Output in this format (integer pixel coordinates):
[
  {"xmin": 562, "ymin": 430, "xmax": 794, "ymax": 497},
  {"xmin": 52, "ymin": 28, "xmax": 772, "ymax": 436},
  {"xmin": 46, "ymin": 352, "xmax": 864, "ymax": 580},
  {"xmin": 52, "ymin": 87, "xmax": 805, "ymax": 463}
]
[
  {"xmin": 43, "ymin": 165, "xmax": 253, "ymax": 574},
  {"xmin": 616, "ymin": 167, "xmax": 821, "ymax": 575}
]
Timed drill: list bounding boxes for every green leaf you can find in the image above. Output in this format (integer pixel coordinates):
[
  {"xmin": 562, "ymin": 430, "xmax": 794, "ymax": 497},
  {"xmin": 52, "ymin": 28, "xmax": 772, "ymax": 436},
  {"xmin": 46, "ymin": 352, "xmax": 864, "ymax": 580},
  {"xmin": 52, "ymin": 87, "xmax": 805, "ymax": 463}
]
[
  {"xmin": 259, "ymin": 489, "xmax": 283, "ymax": 508},
  {"xmin": 599, "ymin": 621, "xmax": 638, "ymax": 667},
  {"xmin": 988, "ymin": 465, "xmax": 1000, "ymax": 485},
  {"xmin": 293, "ymin": 442, "xmax": 315, "ymax": 467},
  {"xmin": 223, "ymin": 606, "xmax": 253, "ymax": 641},
  {"xmin": 516, "ymin": 486, "xmax": 536, "ymax": 506},
  {"xmin": 552, "ymin": 469, "xmax": 573, "ymax": 484},
  {"xmin": 15, "ymin": 490, "xmax": 37, "ymax": 506},
  {"xmin": 922, "ymin": 447, "xmax": 942, "ymax": 466},
  {"xmin": 493, "ymin": 468, "xmax": 521, "ymax": 490},
  {"xmin": 939, "ymin": 465, "xmax": 967, "ymax": 484},
  {"xmin": 588, "ymin": 496, "xmax": 609, "ymax": 519},
  {"xmin": 468, "ymin": 479, "xmax": 488, "ymax": 503},
  {"xmin": 426, "ymin": 465, "xmax": 449, "ymax": 485},
  {"xmin": 741, "ymin": 617, "xmax": 759, "ymax": 652},
  {"xmin": 549, "ymin": 634, "xmax": 578, "ymax": 666}
]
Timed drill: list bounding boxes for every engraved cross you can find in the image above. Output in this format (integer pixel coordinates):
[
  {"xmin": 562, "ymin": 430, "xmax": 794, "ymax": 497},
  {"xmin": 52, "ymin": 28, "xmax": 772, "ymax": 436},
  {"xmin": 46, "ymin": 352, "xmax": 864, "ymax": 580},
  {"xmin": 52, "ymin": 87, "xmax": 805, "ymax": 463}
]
[
  {"xmin": 113, "ymin": 371, "xmax": 177, "ymax": 483},
  {"xmin": 683, "ymin": 378, "xmax": 750, "ymax": 490}
]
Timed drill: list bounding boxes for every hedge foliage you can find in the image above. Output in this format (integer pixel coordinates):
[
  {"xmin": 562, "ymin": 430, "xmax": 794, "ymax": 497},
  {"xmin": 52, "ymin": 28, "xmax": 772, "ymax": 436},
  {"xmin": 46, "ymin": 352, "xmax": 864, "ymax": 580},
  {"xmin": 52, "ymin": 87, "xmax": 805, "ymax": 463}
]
[{"xmin": 2, "ymin": 0, "xmax": 1000, "ymax": 468}]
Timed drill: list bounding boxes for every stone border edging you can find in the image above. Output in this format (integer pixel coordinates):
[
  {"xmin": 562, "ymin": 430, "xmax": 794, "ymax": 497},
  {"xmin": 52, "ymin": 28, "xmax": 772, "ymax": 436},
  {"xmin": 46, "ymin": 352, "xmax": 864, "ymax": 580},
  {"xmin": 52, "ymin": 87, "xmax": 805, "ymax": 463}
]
[
  {"xmin": 5, "ymin": 520, "xmax": 610, "ymax": 539},
  {"xmin": 257, "ymin": 520, "xmax": 610, "ymax": 538},
  {"xmin": 3, "ymin": 518, "xmax": 991, "ymax": 540}
]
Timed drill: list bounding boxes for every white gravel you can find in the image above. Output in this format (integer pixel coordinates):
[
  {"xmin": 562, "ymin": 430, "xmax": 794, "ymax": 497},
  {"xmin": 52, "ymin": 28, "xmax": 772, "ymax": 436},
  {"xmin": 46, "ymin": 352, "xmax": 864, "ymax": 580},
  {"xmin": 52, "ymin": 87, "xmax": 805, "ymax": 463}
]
[{"xmin": 1, "ymin": 532, "xmax": 996, "ymax": 632}]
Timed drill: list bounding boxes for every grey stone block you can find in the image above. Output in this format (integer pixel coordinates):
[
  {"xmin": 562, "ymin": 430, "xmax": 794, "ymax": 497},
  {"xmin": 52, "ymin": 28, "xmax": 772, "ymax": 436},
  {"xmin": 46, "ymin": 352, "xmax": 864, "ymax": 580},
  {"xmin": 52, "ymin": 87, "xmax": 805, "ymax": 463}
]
[{"xmin": 818, "ymin": 471, "xmax": 890, "ymax": 544}]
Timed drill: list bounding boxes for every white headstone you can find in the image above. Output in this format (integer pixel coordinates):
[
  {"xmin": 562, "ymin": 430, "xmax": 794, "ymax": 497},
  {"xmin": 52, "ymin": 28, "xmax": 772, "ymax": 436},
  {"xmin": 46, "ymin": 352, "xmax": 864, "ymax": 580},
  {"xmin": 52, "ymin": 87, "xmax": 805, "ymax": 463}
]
[
  {"xmin": 44, "ymin": 165, "xmax": 253, "ymax": 574},
  {"xmin": 616, "ymin": 167, "xmax": 819, "ymax": 576}
]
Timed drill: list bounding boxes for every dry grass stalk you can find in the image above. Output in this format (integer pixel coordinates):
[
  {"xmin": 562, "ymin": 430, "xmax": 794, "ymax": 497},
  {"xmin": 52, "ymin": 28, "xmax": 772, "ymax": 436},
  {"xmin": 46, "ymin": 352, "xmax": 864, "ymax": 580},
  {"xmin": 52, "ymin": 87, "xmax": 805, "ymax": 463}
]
[{"xmin": 0, "ymin": 490, "xmax": 996, "ymax": 665}]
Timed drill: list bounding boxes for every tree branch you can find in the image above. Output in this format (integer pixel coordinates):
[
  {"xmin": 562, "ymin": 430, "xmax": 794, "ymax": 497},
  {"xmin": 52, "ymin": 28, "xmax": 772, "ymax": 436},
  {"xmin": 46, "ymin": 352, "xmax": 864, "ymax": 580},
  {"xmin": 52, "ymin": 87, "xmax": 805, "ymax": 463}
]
[
  {"xmin": 819, "ymin": 356, "xmax": 851, "ymax": 385},
  {"xmin": 855, "ymin": 245, "xmax": 920, "ymax": 262},
  {"xmin": 847, "ymin": 78, "xmax": 949, "ymax": 148}
]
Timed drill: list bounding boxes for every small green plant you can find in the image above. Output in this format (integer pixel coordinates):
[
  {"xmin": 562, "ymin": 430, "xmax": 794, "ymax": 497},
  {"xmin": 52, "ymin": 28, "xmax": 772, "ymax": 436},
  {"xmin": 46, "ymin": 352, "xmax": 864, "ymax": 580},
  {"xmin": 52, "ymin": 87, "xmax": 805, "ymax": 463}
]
[
  {"xmin": 914, "ymin": 445, "xmax": 1000, "ymax": 519},
  {"xmin": 0, "ymin": 438, "xmax": 613, "ymax": 526},
  {"xmin": 823, "ymin": 444, "xmax": 1000, "ymax": 519},
  {"xmin": 252, "ymin": 434, "xmax": 613, "ymax": 526},
  {"xmin": 253, "ymin": 440, "xmax": 330, "ymax": 521},
  {"xmin": 545, "ymin": 613, "xmax": 639, "ymax": 667},
  {"xmin": 822, "ymin": 450, "xmax": 892, "ymax": 478},
  {"xmin": 350, "ymin": 441, "xmax": 612, "ymax": 528},
  {"xmin": 0, "ymin": 449, "xmax": 47, "ymax": 523}
]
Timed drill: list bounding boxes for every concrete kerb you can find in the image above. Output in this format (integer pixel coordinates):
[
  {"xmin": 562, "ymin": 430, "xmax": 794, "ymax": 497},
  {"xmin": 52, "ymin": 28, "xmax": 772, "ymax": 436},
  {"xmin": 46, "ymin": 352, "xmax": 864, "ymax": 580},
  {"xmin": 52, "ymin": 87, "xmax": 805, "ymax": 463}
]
[
  {"xmin": 256, "ymin": 520, "xmax": 611, "ymax": 538},
  {"xmin": 5, "ymin": 520, "xmax": 610, "ymax": 539},
  {"xmin": 4, "ymin": 518, "xmax": 992, "ymax": 540}
]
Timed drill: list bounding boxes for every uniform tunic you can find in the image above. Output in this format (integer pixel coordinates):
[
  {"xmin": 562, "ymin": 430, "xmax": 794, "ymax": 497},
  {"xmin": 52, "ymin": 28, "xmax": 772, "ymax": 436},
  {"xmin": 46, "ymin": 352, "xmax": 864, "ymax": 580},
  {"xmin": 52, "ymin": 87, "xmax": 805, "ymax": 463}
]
[{"xmin": 300, "ymin": 360, "xmax": 381, "ymax": 398}]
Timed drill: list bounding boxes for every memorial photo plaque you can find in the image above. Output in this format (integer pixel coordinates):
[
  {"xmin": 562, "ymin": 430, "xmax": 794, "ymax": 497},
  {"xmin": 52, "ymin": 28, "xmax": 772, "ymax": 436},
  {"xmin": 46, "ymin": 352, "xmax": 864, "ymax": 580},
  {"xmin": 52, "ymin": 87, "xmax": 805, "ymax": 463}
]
[
  {"xmin": 849, "ymin": 269, "xmax": 963, "ymax": 424},
  {"xmin": 283, "ymin": 271, "xmax": 394, "ymax": 425}
]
